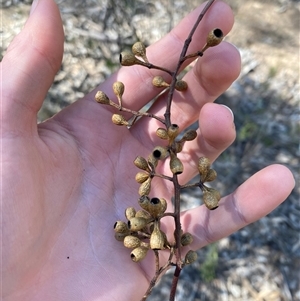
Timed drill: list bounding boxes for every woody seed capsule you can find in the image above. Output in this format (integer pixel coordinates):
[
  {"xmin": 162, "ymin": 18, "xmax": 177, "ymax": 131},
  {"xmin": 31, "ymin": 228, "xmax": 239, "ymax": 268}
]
[
  {"xmin": 156, "ymin": 128, "xmax": 169, "ymax": 140},
  {"xmin": 203, "ymin": 188, "xmax": 221, "ymax": 210},
  {"xmin": 204, "ymin": 169, "xmax": 217, "ymax": 182},
  {"xmin": 124, "ymin": 235, "xmax": 141, "ymax": 249},
  {"xmin": 135, "ymin": 172, "xmax": 149, "ymax": 184},
  {"xmin": 138, "ymin": 177, "xmax": 152, "ymax": 196},
  {"xmin": 133, "ymin": 156, "xmax": 149, "ymax": 171},
  {"xmin": 152, "ymin": 76, "xmax": 170, "ymax": 88},
  {"xmin": 114, "ymin": 221, "xmax": 129, "ymax": 234},
  {"xmin": 112, "ymin": 114, "xmax": 129, "ymax": 126},
  {"xmin": 152, "ymin": 146, "xmax": 169, "ymax": 161},
  {"xmin": 147, "ymin": 197, "xmax": 167, "ymax": 218},
  {"xmin": 175, "ymin": 80, "xmax": 188, "ymax": 91},
  {"xmin": 198, "ymin": 157, "xmax": 211, "ymax": 181},
  {"xmin": 130, "ymin": 246, "xmax": 148, "ymax": 262},
  {"xmin": 150, "ymin": 221, "xmax": 165, "ymax": 250},
  {"xmin": 95, "ymin": 91, "xmax": 110, "ymax": 105},
  {"xmin": 112, "ymin": 81, "xmax": 125, "ymax": 98},
  {"xmin": 125, "ymin": 207, "xmax": 136, "ymax": 220},
  {"xmin": 128, "ymin": 217, "xmax": 149, "ymax": 231},
  {"xmin": 167, "ymin": 124, "xmax": 180, "ymax": 142},
  {"xmin": 170, "ymin": 152, "xmax": 184, "ymax": 175},
  {"xmin": 180, "ymin": 232, "xmax": 193, "ymax": 246},
  {"xmin": 132, "ymin": 42, "xmax": 148, "ymax": 62},
  {"xmin": 184, "ymin": 250, "xmax": 198, "ymax": 264}
]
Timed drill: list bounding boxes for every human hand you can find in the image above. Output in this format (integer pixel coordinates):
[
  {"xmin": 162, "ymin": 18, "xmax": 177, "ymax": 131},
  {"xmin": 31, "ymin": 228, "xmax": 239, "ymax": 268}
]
[{"xmin": 2, "ymin": 0, "xmax": 295, "ymax": 300}]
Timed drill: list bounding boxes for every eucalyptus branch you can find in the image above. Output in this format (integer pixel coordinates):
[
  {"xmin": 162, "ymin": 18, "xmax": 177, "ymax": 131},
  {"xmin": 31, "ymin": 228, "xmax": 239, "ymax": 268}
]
[{"xmin": 95, "ymin": 1, "xmax": 224, "ymax": 299}]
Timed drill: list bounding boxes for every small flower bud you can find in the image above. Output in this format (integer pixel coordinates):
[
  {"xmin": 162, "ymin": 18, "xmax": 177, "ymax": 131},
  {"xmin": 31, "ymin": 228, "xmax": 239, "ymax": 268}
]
[
  {"xmin": 135, "ymin": 172, "xmax": 149, "ymax": 184},
  {"xmin": 95, "ymin": 91, "xmax": 110, "ymax": 105},
  {"xmin": 130, "ymin": 246, "xmax": 148, "ymax": 262},
  {"xmin": 156, "ymin": 128, "xmax": 169, "ymax": 140},
  {"xmin": 112, "ymin": 81, "xmax": 125, "ymax": 99},
  {"xmin": 170, "ymin": 152, "xmax": 184, "ymax": 175},
  {"xmin": 152, "ymin": 75, "xmax": 170, "ymax": 88},
  {"xmin": 184, "ymin": 250, "xmax": 198, "ymax": 264},
  {"xmin": 150, "ymin": 221, "xmax": 165, "ymax": 250},
  {"xmin": 203, "ymin": 188, "xmax": 220, "ymax": 210},
  {"xmin": 124, "ymin": 235, "xmax": 141, "ymax": 249},
  {"xmin": 175, "ymin": 80, "xmax": 188, "ymax": 91},
  {"xmin": 112, "ymin": 114, "xmax": 129, "ymax": 126},
  {"xmin": 128, "ymin": 217, "xmax": 149, "ymax": 231},
  {"xmin": 147, "ymin": 197, "xmax": 167, "ymax": 218},
  {"xmin": 125, "ymin": 207, "xmax": 136, "ymax": 220},
  {"xmin": 152, "ymin": 146, "xmax": 169, "ymax": 161},
  {"xmin": 114, "ymin": 221, "xmax": 129, "ymax": 234},
  {"xmin": 132, "ymin": 41, "xmax": 148, "ymax": 62},
  {"xmin": 181, "ymin": 232, "xmax": 193, "ymax": 246},
  {"xmin": 167, "ymin": 124, "xmax": 180, "ymax": 142},
  {"xmin": 138, "ymin": 177, "xmax": 152, "ymax": 196}
]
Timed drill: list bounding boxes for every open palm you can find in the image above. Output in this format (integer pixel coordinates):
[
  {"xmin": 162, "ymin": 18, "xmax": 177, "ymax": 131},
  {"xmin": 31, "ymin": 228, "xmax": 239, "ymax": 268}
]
[{"xmin": 2, "ymin": 1, "xmax": 294, "ymax": 300}]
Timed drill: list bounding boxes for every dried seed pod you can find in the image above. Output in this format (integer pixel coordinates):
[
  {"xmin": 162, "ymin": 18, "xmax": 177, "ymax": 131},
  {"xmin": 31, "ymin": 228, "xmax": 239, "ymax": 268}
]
[
  {"xmin": 175, "ymin": 140, "xmax": 184, "ymax": 154},
  {"xmin": 128, "ymin": 217, "xmax": 149, "ymax": 231},
  {"xmin": 203, "ymin": 187, "xmax": 221, "ymax": 210},
  {"xmin": 156, "ymin": 128, "xmax": 169, "ymax": 140},
  {"xmin": 95, "ymin": 91, "xmax": 111, "ymax": 105},
  {"xmin": 112, "ymin": 81, "xmax": 125, "ymax": 99},
  {"xmin": 114, "ymin": 232, "xmax": 127, "ymax": 241},
  {"xmin": 152, "ymin": 75, "xmax": 170, "ymax": 88},
  {"xmin": 112, "ymin": 114, "xmax": 129, "ymax": 126},
  {"xmin": 201, "ymin": 28, "xmax": 224, "ymax": 53},
  {"xmin": 132, "ymin": 41, "xmax": 148, "ymax": 62},
  {"xmin": 125, "ymin": 207, "xmax": 136, "ymax": 220},
  {"xmin": 167, "ymin": 124, "xmax": 180, "ymax": 142},
  {"xmin": 138, "ymin": 177, "xmax": 152, "ymax": 196},
  {"xmin": 181, "ymin": 129, "xmax": 197, "ymax": 142},
  {"xmin": 133, "ymin": 156, "xmax": 150, "ymax": 171},
  {"xmin": 114, "ymin": 221, "xmax": 129, "ymax": 234},
  {"xmin": 135, "ymin": 172, "xmax": 149, "ymax": 184},
  {"xmin": 150, "ymin": 221, "xmax": 165, "ymax": 250},
  {"xmin": 152, "ymin": 146, "xmax": 169, "ymax": 161},
  {"xmin": 180, "ymin": 232, "xmax": 193, "ymax": 246},
  {"xmin": 130, "ymin": 246, "xmax": 148, "ymax": 262},
  {"xmin": 138, "ymin": 195, "xmax": 151, "ymax": 211},
  {"xmin": 147, "ymin": 197, "xmax": 167, "ymax": 218},
  {"xmin": 147, "ymin": 154, "xmax": 158, "ymax": 169},
  {"xmin": 124, "ymin": 235, "xmax": 141, "ymax": 249},
  {"xmin": 175, "ymin": 80, "xmax": 188, "ymax": 91},
  {"xmin": 119, "ymin": 51, "xmax": 145, "ymax": 66},
  {"xmin": 204, "ymin": 169, "xmax": 217, "ymax": 182},
  {"xmin": 135, "ymin": 209, "xmax": 152, "ymax": 219},
  {"xmin": 198, "ymin": 157, "xmax": 211, "ymax": 181},
  {"xmin": 184, "ymin": 250, "xmax": 198, "ymax": 264},
  {"xmin": 170, "ymin": 152, "xmax": 184, "ymax": 175}
]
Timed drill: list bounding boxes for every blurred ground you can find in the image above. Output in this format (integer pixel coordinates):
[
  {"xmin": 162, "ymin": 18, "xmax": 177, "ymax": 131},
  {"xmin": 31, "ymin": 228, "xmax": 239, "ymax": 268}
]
[{"xmin": 1, "ymin": 0, "xmax": 299, "ymax": 300}]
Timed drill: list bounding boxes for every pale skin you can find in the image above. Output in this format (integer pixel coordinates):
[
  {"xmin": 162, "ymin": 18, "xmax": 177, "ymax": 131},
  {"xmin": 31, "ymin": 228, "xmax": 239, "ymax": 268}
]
[{"xmin": 1, "ymin": 0, "xmax": 295, "ymax": 300}]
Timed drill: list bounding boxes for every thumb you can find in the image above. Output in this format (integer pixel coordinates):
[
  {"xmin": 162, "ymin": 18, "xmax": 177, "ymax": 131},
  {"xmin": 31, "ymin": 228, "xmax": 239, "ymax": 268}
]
[{"xmin": 2, "ymin": 0, "xmax": 64, "ymax": 133}]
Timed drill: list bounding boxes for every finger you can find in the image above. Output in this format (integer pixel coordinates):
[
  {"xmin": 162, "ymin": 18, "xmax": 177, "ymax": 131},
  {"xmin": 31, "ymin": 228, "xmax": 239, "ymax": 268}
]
[
  {"xmin": 178, "ymin": 102, "xmax": 236, "ymax": 184},
  {"xmin": 2, "ymin": 0, "xmax": 64, "ymax": 132},
  {"xmin": 181, "ymin": 164, "xmax": 295, "ymax": 250},
  {"xmin": 88, "ymin": 1, "xmax": 234, "ymax": 111}
]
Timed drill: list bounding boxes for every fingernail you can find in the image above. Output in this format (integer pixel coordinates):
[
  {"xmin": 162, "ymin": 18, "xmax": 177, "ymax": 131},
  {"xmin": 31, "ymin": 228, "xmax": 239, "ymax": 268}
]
[
  {"xmin": 30, "ymin": 0, "xmax": 39, "ymax": 15},
  {"xmin": 220, "ymin": 105, "xmax": 234, "ymax": 121}
]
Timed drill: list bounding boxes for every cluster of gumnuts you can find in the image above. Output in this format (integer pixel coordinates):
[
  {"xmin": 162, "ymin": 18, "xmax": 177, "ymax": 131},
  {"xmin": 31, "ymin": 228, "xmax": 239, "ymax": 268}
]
[{"xmin": 95, "ymin": 29, "xmax": 223, "ymax": 265}]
